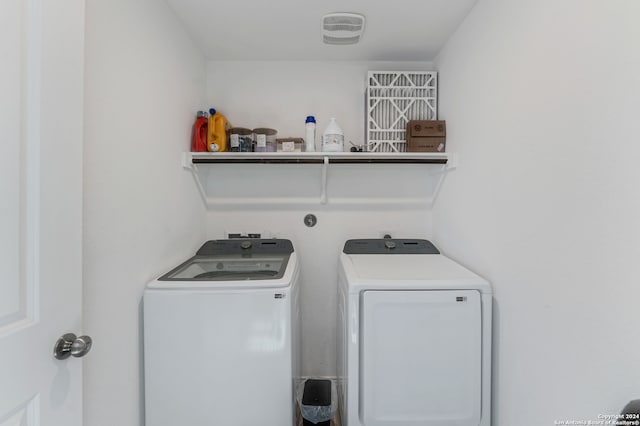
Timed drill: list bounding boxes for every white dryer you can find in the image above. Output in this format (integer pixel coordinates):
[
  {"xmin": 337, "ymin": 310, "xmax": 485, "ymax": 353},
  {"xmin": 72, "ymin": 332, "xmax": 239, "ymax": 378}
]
[
  {"xmin": 337, "ymin": 239, "xmax": 492, "ymax": 426},
  {"xmin": 144, "ymin": 239, "xmax": 300, "ymax": 426}
]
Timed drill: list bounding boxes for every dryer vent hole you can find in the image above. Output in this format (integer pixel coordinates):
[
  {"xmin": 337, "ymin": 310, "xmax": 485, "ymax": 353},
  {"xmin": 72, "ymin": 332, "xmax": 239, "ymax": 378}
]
[
  {"xmin": 456, "ymin": 296, "xmax": 467, "ymax": 302},
  {"xmin": 304, "ymin": 214, "xmax": 317, "ymax": 227}
]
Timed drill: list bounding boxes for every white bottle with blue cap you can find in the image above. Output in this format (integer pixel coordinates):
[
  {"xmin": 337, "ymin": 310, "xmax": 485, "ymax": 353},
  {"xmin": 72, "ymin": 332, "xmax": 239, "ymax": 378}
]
[{"xmin": 305, "ymin": 116, "xmax": 316, "ymax": 152}]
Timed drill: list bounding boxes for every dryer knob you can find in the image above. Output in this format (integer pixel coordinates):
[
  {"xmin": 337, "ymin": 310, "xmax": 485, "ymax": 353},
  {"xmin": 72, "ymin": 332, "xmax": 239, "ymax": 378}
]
[
  {"xmin": 240, "ymin": 241, "xmax": 252, "ymax": 249},
  {"xmin": 384, "ymin": 241, "xmax": 397, "ymax": 250}
]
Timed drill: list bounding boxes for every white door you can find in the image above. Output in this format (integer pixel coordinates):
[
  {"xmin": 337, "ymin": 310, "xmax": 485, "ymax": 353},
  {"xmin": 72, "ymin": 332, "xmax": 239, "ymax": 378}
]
[{"xmin": 0, "ymin": 0, "xmax": 85, "ymax": 425}]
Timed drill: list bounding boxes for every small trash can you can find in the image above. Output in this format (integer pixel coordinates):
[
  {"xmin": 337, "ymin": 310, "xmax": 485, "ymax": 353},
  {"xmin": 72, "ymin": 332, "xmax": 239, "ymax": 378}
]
[{"xmin": 300, "ymin": 379, "xmax": 333, "ymax": 426}]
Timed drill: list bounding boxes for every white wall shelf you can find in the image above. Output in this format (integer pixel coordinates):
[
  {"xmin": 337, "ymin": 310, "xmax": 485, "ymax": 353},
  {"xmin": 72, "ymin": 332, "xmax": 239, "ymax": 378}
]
[
  {"xmin": 182, "ymin": 152, "xmax": 456, "ymax": 207},
  {"xmin": 185, "ymin": 151, "xmax": 451, "ymax": 165}
]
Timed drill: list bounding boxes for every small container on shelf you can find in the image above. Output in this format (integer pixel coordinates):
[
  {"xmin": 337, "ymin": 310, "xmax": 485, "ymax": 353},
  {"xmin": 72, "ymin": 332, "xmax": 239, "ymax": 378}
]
[
  {"xmin": 207, "ymin": 108, "xmax": 229, "ymax": 152},
  {"xmin": 322, "ymin": 118, "xmax": 344, "ymax": 152},
  {"xmin": 191, "ymin": 111, "xmax": 209, "ymax": 152},
  {"xmin": 229, "ymin": 127, "xmax": 254, "ymax": 152},
  {"xmin": 276, "ymin": 138, "xmax": 304, "ymax": 153},
  {"xmin": 253, "ymin": 128, "xmax": 277, "ymax": 152},
  {"xmin": 406, "ymin": 120, "xmax": 446, "ymax": 152},
  {"xmin": 305, "ymin": 116, "xmax": 316, "ymax": 152}
]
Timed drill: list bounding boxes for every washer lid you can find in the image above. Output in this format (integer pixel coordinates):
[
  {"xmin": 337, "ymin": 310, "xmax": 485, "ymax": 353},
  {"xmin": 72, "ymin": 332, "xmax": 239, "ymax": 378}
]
[
  {"xmin": 154, "ymin": 239, "xmax": 295, "ymax": 283},
  {"xmin": 159, "ymin": 254, "xmax": 290, "ymax": 281}
]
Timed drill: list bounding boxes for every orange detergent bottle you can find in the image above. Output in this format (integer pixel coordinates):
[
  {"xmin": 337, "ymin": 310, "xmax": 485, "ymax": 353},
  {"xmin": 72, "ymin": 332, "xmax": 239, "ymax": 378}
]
[
  {"xmin": 207, "ymin": 108, "xmax": 229, "ymax": 152},
  {"xmin": 191, "ymin": 111, "xmax": 208, "ymax": 152}
]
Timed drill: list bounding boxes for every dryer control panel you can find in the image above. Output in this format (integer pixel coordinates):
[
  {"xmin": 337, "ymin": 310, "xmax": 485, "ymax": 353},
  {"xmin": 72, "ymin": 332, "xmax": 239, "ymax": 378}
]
[{"xmin": 342, "ymin": 239, "xmax": 440, "ymax": 255}]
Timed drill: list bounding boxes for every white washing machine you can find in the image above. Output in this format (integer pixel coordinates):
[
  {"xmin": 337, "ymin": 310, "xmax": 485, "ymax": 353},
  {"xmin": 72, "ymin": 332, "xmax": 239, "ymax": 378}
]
[
  {"xmin": 337, "ymin": 239, "xmax": 492, "ymax": 426},
  {"xmin": 144, "ymin": 239, "xmax": 300, "ymax": 426}
]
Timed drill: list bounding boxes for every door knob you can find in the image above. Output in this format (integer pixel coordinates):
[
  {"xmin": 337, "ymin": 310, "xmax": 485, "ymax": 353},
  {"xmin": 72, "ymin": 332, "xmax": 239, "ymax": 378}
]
[{"xmin": 53, "ymin": 333, "xmax": 92, "ymax": 360}]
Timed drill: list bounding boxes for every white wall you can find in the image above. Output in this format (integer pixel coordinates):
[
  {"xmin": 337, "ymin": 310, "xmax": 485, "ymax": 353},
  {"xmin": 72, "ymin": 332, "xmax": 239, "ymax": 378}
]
[
  {"xmin": 205, "ymin": 207, "xmax": 433, "ymax": 376},
  {"xmin": 204, "ymin": 61, "xmax": 437, "ymax": 376},
  {"xmin": 434, "ymin": 0, "xmax": 640, "ymax": 424},
  {"xmin": 83, "ymin": 1, "xmax": 640, "ymax": 421},
  {"xmin": 83, "ymin": 0, "xmax": 206, "ymax": 425}
]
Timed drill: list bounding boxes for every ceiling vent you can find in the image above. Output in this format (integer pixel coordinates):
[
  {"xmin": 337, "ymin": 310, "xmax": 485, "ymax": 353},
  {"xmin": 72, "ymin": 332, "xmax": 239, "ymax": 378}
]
[{"xmin": 322, "ymin": 13, "xmax": 365, "ymax": 45}]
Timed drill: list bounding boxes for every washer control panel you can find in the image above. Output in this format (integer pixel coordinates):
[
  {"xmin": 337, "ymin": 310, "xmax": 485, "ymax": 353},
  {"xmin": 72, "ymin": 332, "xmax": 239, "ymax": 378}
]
[{"xmin": 197, "ymin": 239, "xmax": 294, "ymax": 256}]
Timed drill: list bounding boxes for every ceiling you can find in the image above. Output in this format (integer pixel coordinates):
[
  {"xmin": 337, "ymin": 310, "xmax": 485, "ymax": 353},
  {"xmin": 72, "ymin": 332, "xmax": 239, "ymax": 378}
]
[{"xmin": 164, "ymin": 0, "xmax": 478, "ymax": 61}]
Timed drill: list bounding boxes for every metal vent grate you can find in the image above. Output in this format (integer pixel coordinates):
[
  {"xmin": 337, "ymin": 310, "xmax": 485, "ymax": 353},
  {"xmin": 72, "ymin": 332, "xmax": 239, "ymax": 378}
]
[
  {"xmin": 323, "ymin": 35, "xmax": 361, "ymax": 45},
  {"xmin": 322, "ymin": 13, "xmax": 365, "ymax": 45},
  {"xmin": 324, "ymin": 23, "xmax": 361, "ymax": 32}
]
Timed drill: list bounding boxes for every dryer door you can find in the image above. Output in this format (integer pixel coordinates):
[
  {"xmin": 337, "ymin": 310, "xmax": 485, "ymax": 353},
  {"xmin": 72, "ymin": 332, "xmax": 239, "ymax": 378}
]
[{"xmin": 360, "ymin": 290, "xmax": 482, "ymax": 426}]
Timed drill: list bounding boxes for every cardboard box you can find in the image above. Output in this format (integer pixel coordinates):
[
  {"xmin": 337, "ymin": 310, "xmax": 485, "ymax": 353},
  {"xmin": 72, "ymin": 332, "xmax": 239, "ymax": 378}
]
[{"xmin": 406, "ymin": 120, "xmax": 446, "ymax": 152}]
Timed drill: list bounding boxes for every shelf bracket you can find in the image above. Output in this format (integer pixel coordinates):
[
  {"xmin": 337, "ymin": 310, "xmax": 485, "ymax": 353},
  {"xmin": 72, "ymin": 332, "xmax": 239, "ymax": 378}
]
[
  {"xmin": 429, "ymin": 153, "xmax": 457, "ymax": 205},
  {"xmin": 320, "ymin": 156, "xmax": 329, "ymax": 204},
  {"xmin": 445, "ymin": 152, "xmax": 458, "ymax": 170},
  {"xmin": 182, "ymin": 153, "xmax": 210, "ymax": 206},
  {"xmin": 182, "ymin": 152, "xmax": 194, "ymax": 170}
]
